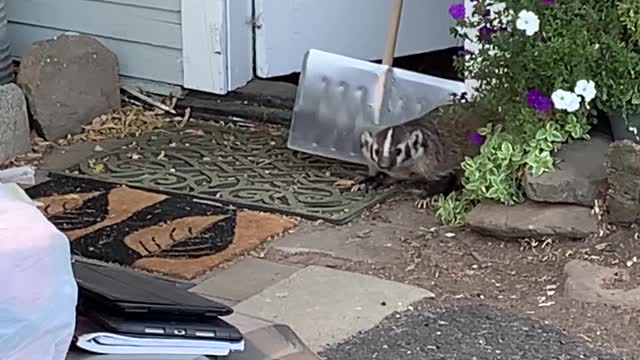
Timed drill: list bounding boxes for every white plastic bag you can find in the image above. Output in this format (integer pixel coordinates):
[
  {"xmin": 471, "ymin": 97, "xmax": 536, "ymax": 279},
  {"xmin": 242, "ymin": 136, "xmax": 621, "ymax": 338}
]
[
  {"xmin": 0, "ymin": 183, "xmax": 78, "ymax": 360},
  {"xmin": 0, "ymin": 166, "xmax": 36, "ymax": 186}
]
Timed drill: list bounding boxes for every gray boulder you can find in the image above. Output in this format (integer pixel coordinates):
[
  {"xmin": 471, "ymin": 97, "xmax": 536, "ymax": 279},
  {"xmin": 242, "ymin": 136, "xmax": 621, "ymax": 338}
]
[
  {"xmin": 523, "ymin": 135, "xmax": 610, "ymax": 206},
  {"xmin": 465, "ymin": 200, "xmax": 597, "ymax": 240},
  {"xmin": 0, "ymin": 83, "xmax": 31, "ymax": 163},
  {"xmin": 17, "ymin": 34, "xmax": 120, "ymax": 140},
  {"xmin": 607, "ymin": 140, "xmax": 640, "ymax": 224}
]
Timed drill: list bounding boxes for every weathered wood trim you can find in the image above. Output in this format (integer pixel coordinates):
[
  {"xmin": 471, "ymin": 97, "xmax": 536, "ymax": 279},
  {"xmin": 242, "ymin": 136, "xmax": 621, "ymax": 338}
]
[{"xmin": 181, "ymin": 0, "xmax": 228, "ymax": 94}]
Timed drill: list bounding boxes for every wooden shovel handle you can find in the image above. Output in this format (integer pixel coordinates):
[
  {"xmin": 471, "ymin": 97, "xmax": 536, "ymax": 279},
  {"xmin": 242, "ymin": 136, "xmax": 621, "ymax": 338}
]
[{"xmin": 382, "ymin": 0, "xmax": 404, "ymax": 66}]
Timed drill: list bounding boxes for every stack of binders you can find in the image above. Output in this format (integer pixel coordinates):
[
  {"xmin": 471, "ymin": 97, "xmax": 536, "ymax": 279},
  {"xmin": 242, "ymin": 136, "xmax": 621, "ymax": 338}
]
[{"xmin": 71, "ymin": 259, "xmax": 245, "ymax": 357}]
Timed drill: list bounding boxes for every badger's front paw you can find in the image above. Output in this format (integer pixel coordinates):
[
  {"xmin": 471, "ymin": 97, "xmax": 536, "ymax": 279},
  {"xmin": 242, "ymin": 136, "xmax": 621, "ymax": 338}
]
[
  {"xmin": 414, "ymin": 190, "xmax": 435, "ymax": 209},
  {"xmin": 350, "ymin": 174, "xmax": 385, "ymax": 193}
]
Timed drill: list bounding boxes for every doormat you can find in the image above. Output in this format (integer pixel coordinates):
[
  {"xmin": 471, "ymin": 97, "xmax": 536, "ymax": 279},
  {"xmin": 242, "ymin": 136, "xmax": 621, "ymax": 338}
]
[
  {"xmin": 26, "ymin": 175, "xmax": 297, "ymax": 279},
  {"xmin": 53, "ymin": 121, "xmax": 396, "ymax": 224}
]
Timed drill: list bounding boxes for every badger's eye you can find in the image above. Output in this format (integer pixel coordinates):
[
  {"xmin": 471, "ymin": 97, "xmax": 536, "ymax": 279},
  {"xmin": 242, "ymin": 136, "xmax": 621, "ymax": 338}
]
[
  {"xmin": 374, "ymin": 148, "xmax": 381, "ymax": 158},
  {"xmin": 395, "ymin": 148, "xmax": 402, "ymax": 157}
]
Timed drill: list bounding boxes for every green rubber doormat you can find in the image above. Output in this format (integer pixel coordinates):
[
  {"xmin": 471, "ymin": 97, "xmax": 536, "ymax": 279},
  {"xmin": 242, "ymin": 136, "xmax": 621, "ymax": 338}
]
[{"xmin": 55, "ymin": 121, "xmax": 396, "ymax": 224}]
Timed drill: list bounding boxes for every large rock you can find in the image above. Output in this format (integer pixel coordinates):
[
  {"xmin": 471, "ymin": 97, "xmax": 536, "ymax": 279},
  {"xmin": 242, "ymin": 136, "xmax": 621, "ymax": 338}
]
[
  {"xmin": 523, "ymin": 135, "xmax": 610, "ymax": 206},
  {"xmin": 465, "ymin": 200, "xmax": 597, "ymax": 239},
  {"xmin": 607, "ymin": 140, "xmax": 640, "ymax": 224},
  {"xmin": 17, "ymin": 34, "xmax": 120, "ymax": 140},
  {"xmin": 0, "ymin": 84, "xmax": 31, "ymax": 163}
]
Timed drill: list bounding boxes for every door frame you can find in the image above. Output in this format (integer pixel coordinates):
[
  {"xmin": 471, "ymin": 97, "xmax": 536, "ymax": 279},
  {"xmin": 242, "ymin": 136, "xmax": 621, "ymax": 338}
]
[{"xmin": 180, "ymin": 0, "xmax": 253, "ymax": 95}]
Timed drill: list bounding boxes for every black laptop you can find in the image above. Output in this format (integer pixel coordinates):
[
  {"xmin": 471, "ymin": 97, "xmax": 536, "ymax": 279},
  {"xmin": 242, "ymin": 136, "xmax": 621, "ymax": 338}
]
[{"xmin": 72, "ymin": 258, "xmax": 233, "ymax": 318}]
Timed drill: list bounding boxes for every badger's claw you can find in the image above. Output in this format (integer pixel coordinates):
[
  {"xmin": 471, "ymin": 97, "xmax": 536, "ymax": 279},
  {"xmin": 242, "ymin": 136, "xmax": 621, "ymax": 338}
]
[
  {"xmin": 350, "ymin": 182, "xmax": 371, "ymax": 192},
  {"xmin": 350, "ymin": 173, "xmax": 387, "ymax": 193},
  {"xmin": 415, "ymin": 198, "xmax": 432, "ymax": 209}
]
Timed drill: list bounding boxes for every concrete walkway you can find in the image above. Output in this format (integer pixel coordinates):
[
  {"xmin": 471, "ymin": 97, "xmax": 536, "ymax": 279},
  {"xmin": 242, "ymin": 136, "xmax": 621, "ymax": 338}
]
[{"xmin": 192, "ymin": 263, "xmax": 433, "ymax": 353}]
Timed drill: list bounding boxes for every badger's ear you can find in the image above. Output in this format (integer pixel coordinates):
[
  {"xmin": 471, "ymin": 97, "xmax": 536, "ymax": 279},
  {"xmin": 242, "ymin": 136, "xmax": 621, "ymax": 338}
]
[
  {"xmin": 360, "ymin": 131, "xmax": 373, "ymax": 148},
  {"xmin": 409, "ymin": 130, "xmax": 423, "ymax": 150}
]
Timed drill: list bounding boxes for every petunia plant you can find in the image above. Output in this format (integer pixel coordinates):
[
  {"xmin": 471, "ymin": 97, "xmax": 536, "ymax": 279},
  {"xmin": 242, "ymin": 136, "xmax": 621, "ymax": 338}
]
[
  {"xmin": 434, "ymin": 0, "xmax": 619, "ymax": 225},
  {"xmin": 618, "ymin": 0, "xmax": 640, "ymax": 46},
  {"xmin": 595, "ymin": 0, "xmax": 640, "ymax": 139}
]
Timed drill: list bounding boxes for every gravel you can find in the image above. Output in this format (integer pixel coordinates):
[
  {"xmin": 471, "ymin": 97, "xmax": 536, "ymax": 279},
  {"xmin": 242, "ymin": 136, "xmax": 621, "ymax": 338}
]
[{"xmin": 321, "ymin": 301, "xmax": 637, "ymax": 360}]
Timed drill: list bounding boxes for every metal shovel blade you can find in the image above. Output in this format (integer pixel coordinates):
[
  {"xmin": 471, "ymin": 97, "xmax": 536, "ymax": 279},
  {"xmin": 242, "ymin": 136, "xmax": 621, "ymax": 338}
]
[{"xmin": 288, "ymin": 49, "xmax": 468, "ymax": 165}]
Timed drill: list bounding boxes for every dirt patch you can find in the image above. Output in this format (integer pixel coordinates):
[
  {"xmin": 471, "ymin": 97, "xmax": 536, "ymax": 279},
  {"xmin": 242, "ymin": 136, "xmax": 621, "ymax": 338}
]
[{"xmin": 266, "ymin": 195, "xmax": 640, "ymax": 355}]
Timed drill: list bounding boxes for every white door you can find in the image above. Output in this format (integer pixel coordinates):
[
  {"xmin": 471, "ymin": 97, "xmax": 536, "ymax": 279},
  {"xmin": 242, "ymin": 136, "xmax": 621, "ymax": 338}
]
[
  {"xmin": 253, "ymin": 0, "xmax": 459, "ymax": 78},
  {"xmin": 181, "ymin": 0, "xmax": 253, "ymax": 95}
]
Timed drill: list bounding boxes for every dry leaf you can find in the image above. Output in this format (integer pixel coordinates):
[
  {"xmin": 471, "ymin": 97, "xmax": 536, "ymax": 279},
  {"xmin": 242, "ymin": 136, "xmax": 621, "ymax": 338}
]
[
  {"xmin": 93, "ymin": 163, "xmax": 105, "ymax": 173},
  {"xmin": 179, "ymin": 107, "xmax": 192, "ymax": 128},
  {"xmin": 334, "ymin": 179, "xmax": 356, "ymax": 188}
]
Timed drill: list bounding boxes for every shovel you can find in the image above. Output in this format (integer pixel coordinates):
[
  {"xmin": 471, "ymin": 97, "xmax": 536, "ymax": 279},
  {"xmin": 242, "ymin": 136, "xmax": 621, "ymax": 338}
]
[{"xmin": 288, "ymin": 0, "xmax": 467, "ymax": 165}]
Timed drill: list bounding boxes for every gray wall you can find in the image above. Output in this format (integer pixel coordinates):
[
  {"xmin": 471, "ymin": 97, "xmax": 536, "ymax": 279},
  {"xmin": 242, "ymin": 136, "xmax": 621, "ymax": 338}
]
[{"xmin": 7, "ymin": 0, "xmax": 184, "ymax": 85}]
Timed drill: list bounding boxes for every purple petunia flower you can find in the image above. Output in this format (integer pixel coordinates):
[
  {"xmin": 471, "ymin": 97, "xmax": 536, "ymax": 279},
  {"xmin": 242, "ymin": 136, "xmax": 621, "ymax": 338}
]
[
  {"xmin": 540, "ymin": 0, "xmax": 555, "ymax": 4},
  {"xmin": 448, "ymin": 3, "xmax": 465, "ymax": 20},
  {"xmin": 478, "ymin": 25, "xmax": 496, "ymax": 41},
  {"xmin": 525, "ymin": 88, "xmax": 553, "ymax": 112},
  {"xmin": 457, "ymin": 48, "xmax": 473, "ymax": 57},
  {"xmin": 469, "ymin": 131, "xmax": 486, "ymax": 145}
]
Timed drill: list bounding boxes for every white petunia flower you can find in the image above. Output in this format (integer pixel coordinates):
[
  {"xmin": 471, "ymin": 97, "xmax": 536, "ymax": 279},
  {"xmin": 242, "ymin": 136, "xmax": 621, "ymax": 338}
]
[
  {"xmin": 564, "ymin": 92, "xmax": 581, "ymax": 112},
  {"xmin": 551, "ymin": 90, "xmax": 572, "ymax": 110},
  {"xmin": 574, "ymin": 80, "xmax": 597, "ymax": 103},
  {"xmin": 487, "ymin": 2, "xmax": 506, "ymax": 13},
  {"xmin": 552, "ymin": 89, "xmax": 582, "ymax": 112},
  {"xmin": 516, "ymin": 10, "xmax": 540, "ymax": 36},
  {"xmin": 484, "ymin": 1, "xmax": 513, "ymax": 23}
]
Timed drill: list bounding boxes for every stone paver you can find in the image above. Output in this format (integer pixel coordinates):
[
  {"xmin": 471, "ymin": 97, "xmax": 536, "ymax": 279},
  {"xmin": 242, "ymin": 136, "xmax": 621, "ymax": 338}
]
[
  {"xmin": 271, "ymin": 222, "xmax": 410, "ymax": 264},
  {"xmin": 233, "ymin": 265, "xmax": 434, "ymax": 353},
  {"xmin": 190, "ymin": 257, "xmax": 300, "ymax": 305}
]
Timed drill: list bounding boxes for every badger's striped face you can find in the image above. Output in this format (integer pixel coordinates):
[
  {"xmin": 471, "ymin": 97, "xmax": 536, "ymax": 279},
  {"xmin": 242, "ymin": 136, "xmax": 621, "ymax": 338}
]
[{"xmin": 360, "ymin": 128, "xmax": 424, "ymax": 170}]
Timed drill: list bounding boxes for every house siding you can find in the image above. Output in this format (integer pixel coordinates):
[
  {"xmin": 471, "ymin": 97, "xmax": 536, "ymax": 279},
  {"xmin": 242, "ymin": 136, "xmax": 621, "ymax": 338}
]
[{"xmin": 7, "ymin": 0, "xmax": 184, "ymax": 85}]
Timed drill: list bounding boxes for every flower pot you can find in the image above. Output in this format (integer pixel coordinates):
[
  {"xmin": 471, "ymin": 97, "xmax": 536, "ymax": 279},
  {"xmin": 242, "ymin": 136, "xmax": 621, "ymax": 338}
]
[{"xmin": 608, "ymin": 112, "xmax": 640, "ymax": 143}]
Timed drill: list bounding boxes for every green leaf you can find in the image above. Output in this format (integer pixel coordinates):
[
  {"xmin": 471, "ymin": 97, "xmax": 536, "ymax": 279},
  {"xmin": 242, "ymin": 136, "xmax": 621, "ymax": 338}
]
[
  {"xmin": 485, "ymin": 186, "xmax": 499, "ymax": 199},
  {"xmin": 540, "ymin": 141, "xmax": 554, "ymax": 151},
  {"xmin": 547, "ymin": 130, "xmax": 565, "ymax": 142},
  {"xmin": 500, "ymin": 142, "xmax": 514, "ymax": 156}
]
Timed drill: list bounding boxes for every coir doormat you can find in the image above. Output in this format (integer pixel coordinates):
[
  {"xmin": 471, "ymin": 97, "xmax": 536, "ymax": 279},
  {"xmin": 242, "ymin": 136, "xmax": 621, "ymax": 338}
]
[
  {"xmin": 26, "ymin": 175, "xmax": 297, "ymax": 279},
  {"xmin": 53, "ymin": 121, "xmax": 396, "ymax": 224}
]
